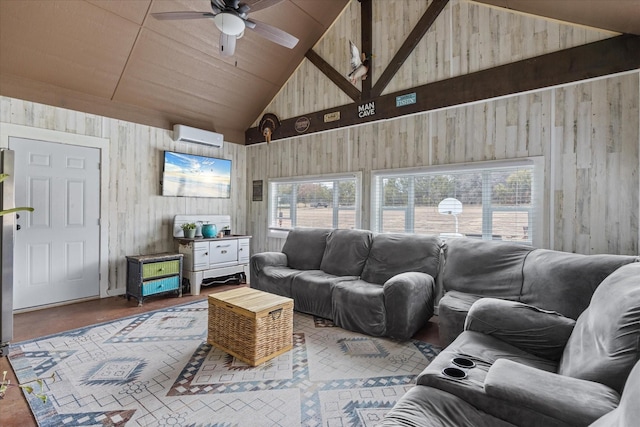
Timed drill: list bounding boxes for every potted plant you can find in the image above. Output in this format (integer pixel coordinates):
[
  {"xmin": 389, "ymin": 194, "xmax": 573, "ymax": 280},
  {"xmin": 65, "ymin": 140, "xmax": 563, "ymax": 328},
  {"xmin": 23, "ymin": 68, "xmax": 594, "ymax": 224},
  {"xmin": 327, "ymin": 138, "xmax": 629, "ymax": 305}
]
[{"xmin": 181, "ymin": 222, "xmax": 196, "ymax": 238}]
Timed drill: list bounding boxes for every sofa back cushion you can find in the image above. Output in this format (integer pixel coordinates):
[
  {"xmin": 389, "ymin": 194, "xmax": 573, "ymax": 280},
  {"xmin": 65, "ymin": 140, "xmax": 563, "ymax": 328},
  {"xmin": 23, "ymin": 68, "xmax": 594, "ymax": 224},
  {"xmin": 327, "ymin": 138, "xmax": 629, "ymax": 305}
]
[
  {"xmin": 282, "ymin": 227, "xmax": 331, "ymax": 270},
  {"xmin": 320, "ymin": 229, "xmax": 373, "ymax": 276},
  {"xmin": 442, "ymin": 238, "xmax": 534, "ymax": 299},
  {"xmin": 361, "ymin": 233, "xmax": 442, "ymax": 284},
  {"xmin": 522, "ymin": 250, "xmax": 639, "ymax": 319},
  {"xmin": 557, "ymin": 262, "xmax": 640, "ymax": 393}
]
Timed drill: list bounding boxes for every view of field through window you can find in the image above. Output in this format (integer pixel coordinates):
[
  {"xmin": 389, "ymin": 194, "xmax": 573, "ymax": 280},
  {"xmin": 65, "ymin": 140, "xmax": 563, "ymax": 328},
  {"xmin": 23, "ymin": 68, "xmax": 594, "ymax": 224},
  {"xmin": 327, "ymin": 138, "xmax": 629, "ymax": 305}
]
[{"xmin": 270, "ymin": 167, "xmax": 533, "ymax": 243}]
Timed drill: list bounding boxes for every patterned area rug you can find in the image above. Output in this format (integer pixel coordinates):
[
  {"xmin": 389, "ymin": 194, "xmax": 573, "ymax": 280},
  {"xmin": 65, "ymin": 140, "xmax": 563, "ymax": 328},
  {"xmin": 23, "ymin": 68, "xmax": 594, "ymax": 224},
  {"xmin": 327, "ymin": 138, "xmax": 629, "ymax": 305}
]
[{"xmin": 9, "ymin": 300, "xmax": 440, "ymax": 426}]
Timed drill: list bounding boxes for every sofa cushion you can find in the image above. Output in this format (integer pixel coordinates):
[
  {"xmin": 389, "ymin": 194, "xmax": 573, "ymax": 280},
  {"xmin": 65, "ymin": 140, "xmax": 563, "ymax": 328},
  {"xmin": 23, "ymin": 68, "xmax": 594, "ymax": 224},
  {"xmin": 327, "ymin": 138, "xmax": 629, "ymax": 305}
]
[
  {"xmin": 381, "ymin": 386, "xmax": 517, "ymax": 427},
  {"xmin": 464, "ymin": 298, "xmax": 576, "ymax": 361},
  {"xmin": 332, "ymin": 279, "xmax": 385, "ymax": 336},
  {"xmin": 250, "ymin": 265, "xmax": 303, "ymax": 298},
  {"xmin": 442, "ymin": 238, "xmax": 534, "ymax": 299},
  {"xmin": 485, "ymin": 359, "xmax": 620, "ymax": 426},
  {"xmin": 320, "ymin": 229, "xmax": 373, "ymax": 276},
  {"xmin": 291, "ymin": 270, "xmax": 358, "ymax": 319},
  {"xmin": 521, "ymin": 250, "xmax": 639, "ymax": 319},
  {"xmin": 361, "ymin": 233, "xmax": 441, "ymax": 284},
  {"xmin": 438, "ymin": 291, "xmax": 484, "ymax": 347},
  {"xmin": 282, "ymin": 227, "xmax": 331, "ymax": 270},
  {"xmin": 557, "ymin": 262, "xmax": 640, "ymax": 393}
]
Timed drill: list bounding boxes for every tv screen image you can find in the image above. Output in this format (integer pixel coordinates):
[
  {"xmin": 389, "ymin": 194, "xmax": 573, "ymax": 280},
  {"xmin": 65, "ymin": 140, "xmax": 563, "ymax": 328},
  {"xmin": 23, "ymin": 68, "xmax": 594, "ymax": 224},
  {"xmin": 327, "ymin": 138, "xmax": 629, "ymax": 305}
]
[{"xmin": 162, "ymin": 151, "xmax": 231, "ymax": 198}]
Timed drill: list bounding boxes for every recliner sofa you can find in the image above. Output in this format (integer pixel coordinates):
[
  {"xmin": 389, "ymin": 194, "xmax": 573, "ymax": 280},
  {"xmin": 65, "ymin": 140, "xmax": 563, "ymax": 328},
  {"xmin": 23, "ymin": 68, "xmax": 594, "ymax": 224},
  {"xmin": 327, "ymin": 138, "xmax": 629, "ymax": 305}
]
[
  {"xmin": 437, "ymin": 237, "xmax": 639, "ymax": 346},
  {"xmin": 382, "ymin": 261, "xmax": 640, "ymax": 426},
  {"xmin": 250, "ymin": 227, "xmax": 443, "ymax": 340}
]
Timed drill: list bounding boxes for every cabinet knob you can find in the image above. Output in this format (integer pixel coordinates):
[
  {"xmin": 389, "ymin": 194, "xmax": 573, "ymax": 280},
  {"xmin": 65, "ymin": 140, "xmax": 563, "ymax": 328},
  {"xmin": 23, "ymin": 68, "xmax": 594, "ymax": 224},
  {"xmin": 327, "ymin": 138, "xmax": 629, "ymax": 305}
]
[
  {"xmin": 204, "ymin": 252, "xmax": 208, "ymax": 256},
  {"xmin": 221, "ymin": 250, "xmax": 227, "ymax": 254}
]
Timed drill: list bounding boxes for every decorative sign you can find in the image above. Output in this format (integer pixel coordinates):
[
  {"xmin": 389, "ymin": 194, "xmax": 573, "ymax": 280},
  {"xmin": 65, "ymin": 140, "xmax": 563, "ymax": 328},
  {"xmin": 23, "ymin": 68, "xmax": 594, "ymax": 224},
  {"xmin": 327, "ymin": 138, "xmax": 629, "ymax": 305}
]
[
  {"xmin": 324, "ymin": 111, "xmax": 341, "ymax": 123},
  {"xmin": 358, "ymin": 101, "xmax": 376, "ymax": 118},
  {"xmin": 295, "ymin": 117, "xmax": 310, "ymax": 133},
  {"xmin": 252, "ymin": 180, "xmax": 263, "ymax": 202},
  {"xmin": 396, "ymin": 92, "xmax": 417, "ymax": 107}
]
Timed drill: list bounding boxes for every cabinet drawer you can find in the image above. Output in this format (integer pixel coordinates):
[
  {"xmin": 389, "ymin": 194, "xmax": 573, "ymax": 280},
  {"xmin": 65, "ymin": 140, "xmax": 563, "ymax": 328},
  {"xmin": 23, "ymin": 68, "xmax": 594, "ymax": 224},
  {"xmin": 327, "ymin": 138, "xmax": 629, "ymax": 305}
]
[
  {"xmin": 210, "ymin": 240, "xmax": 238, "ymax": 264},
  {"xmin": 193, "ymin": 248, "xmax": 209, "ymax": 270},
  {"xmin": 142, "ymin": 260, "xmax": 180, "ymax": 279},
  {"xmin": 142, "ymin": 276, "xmax": 180, "ymax": 296}
]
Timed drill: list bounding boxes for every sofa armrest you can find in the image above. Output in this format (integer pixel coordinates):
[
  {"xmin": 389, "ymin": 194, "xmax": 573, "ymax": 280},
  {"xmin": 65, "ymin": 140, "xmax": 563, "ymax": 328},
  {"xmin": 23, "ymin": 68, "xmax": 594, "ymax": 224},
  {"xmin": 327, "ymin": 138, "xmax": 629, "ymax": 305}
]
[
  {"xmin": 250, "ymin": 252, "xmax": 288, "ymax": 275},
  {"xmin": 464, "ymin": 298, "xmax": 575, "ymax": 360},
  {"xmin": 485, "ymin": 359, "xmax": 620, "ymax": 426},
  {"xmin": 383, "ymin": 272, "xmax": 435, "ymax": 340}
]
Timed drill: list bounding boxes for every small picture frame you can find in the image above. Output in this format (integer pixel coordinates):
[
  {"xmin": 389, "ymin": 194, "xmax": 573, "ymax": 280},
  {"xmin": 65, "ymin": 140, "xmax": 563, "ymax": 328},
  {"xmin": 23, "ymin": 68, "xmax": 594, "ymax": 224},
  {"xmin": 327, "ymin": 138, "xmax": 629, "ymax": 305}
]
[{"xmin": 252, "ymin": 180, "xmax": 263, "ymax": 201}]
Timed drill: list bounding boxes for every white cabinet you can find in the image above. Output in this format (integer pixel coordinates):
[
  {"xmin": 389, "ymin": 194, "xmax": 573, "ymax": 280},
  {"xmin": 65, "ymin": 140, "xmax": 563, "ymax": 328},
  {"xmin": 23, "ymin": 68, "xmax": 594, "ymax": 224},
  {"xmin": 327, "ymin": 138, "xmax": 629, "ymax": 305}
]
[{"xmin": 178, "ymin": 236, "xmax": 251, "ymax": 295}]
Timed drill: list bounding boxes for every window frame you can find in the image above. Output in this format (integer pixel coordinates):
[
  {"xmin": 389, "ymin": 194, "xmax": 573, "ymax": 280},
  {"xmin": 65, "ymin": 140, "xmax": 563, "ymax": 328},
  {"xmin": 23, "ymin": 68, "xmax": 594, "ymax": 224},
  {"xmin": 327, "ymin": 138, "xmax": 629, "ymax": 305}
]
[
  {"xmin": 370, "ymin": 158, "xmax": 544, "ymax": 246},
  {"xmin": 267, "ymin": 172, "xmax": 363, "ymax": 239}
]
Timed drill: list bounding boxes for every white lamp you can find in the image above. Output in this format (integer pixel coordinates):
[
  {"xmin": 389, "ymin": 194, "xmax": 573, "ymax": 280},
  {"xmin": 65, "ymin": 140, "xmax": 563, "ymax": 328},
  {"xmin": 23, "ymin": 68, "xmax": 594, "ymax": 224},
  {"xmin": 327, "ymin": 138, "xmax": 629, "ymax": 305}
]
[{"xmin": 214, "ymin": 13, "xmax": 245, "ymax": 36}]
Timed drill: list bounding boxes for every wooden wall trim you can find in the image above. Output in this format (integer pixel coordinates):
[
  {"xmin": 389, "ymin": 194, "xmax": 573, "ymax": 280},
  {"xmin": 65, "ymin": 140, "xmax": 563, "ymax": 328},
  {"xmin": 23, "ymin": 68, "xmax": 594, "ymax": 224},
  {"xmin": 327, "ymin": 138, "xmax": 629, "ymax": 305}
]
[
  {"xmin": 371, "ymin": 0, "xmax": 449, "ymax": 98},
  {"xmin": 245, "ymin": 34, "xmax": 640, "ymax": 145}
]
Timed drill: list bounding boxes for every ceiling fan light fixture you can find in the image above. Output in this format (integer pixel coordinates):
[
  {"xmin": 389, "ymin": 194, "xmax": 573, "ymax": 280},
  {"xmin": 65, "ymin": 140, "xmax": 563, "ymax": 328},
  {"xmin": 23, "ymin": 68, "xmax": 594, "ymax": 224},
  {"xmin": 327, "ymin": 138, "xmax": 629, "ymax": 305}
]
[{"xmin": 214, "ymin": 13, "xmax": 245, "ymax": 36}]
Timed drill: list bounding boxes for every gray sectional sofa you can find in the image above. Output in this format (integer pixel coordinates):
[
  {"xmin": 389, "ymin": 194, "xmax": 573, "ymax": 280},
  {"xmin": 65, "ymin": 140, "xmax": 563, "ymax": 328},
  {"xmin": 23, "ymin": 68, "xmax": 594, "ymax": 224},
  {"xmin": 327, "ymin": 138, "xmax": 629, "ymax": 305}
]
[
  {"xmin": 250, "ymin": 227, "xmax": 443, "ymax": 340},
  {"xmin": 437, "ymin": 237, "xmax": 639, "ymax": 346},
  {"xmin": 252, "ymin": 229, "xmax": 640, "ymax": 426},
  {"xmin": 382, "ymin": 261, "xmax": 640, "ymax": 426}
]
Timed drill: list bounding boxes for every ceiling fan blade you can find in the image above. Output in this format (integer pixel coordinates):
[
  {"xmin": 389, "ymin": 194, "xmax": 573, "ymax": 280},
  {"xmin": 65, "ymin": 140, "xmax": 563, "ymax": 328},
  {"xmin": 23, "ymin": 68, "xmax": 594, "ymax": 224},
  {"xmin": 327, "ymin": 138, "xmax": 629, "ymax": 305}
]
[
  {"xmin": 219, "ymin": 32, "xmax": 237, "ymax": 56},
  {"xmin": 151, "ymin": 12, "xmax": 215, "ymax": 20},
  {"xmin": 248, "ymin": 19, "xmax": 298, "ymax": 49}
]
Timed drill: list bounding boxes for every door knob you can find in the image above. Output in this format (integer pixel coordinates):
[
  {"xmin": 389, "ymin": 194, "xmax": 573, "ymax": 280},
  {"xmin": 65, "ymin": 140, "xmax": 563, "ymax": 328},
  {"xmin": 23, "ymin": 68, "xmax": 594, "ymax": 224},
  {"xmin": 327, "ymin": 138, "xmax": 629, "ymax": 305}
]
[{"xmin": 16, "ymin": 224, "xmax": 21, "ymax": 230}]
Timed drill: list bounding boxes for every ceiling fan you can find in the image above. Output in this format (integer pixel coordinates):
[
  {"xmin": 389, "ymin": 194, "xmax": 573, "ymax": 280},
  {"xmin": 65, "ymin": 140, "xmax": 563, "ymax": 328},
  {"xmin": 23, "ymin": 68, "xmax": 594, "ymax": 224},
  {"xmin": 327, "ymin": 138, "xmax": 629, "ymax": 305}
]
[{"xmin": 152, "ymin": 0, "xmax": 299, "ymax": 57}]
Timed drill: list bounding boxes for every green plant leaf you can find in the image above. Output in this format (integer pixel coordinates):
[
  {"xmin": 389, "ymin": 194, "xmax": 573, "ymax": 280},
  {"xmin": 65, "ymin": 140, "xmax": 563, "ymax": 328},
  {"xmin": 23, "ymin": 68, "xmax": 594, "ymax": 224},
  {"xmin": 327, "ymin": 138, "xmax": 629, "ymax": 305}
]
[{"xmin": 0, "ymin": 207, "xmax": 34, "ymax": 217}]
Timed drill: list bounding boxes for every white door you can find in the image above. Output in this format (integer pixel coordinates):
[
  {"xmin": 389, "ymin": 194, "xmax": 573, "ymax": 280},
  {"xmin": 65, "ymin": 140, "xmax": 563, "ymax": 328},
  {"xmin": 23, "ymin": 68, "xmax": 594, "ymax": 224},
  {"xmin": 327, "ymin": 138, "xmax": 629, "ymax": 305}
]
[{"xmin": 10, "ymin": 137, "xmax": 100, "ymax": 310}]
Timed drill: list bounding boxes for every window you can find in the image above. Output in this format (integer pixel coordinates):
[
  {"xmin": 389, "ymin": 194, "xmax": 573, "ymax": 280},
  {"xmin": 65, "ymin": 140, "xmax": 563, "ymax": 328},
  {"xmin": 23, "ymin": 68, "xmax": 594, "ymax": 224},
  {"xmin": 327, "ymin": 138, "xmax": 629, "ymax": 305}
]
[
  {"xmin": 371, "ymin": 159, "xmax": 542, "ymax": 244},
  {"xmin": 269, "ymin": 173, "xmax": 362, "ymax": 236}
]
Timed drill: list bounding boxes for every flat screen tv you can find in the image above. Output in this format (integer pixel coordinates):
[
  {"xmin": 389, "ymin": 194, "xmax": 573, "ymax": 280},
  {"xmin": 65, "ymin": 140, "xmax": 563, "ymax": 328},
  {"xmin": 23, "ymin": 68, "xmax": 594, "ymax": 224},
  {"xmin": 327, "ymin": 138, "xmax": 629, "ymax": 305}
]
[{"xmin": 162, "ymin": 151, "xmax": 231, "ymax": 198}]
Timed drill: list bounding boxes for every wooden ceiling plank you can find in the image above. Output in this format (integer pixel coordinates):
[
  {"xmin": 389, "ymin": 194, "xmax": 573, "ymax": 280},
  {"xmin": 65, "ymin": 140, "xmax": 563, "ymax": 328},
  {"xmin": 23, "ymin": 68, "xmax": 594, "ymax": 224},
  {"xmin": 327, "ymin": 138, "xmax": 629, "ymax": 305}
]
[
  {"xmin": 84, "ymin": 0, "xmax": 152, "ymax": 25},
  {"xmin": 305, "ymin": 49, "xmax": 361, "ymax": 101},
  {"xmin": 371, "ymin": 0, "xmax": 449, "ymax": 98},
  {"xmin": 246, "ymin": 34, "xmax": 640, "ymax": 144}
]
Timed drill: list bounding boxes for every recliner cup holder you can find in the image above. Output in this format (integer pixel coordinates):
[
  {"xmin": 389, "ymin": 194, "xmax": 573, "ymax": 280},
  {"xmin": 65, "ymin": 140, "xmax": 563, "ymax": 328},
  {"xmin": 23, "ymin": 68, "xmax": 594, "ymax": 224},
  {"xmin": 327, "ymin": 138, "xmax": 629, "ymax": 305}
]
[
  {"xmin": 452, "ymin": 357, "xmax": 476, "ymax": 369},
  {"xmin": 442, "ymin": 367, "xmax": 467, "ymax": 379}
]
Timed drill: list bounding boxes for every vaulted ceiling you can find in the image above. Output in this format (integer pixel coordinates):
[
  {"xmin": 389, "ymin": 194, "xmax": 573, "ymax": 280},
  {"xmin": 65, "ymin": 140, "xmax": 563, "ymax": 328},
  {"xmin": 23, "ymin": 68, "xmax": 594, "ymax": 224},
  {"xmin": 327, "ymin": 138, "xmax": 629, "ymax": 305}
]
[{"xmin": 1, "ymin": 0, "xmax": 638, "ymax": 144}]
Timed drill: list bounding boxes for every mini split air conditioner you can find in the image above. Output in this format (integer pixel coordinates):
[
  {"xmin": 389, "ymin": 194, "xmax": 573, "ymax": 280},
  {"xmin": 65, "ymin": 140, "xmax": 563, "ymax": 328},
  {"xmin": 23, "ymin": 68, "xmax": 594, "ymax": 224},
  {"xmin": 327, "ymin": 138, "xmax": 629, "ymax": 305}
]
[{"xmin": 173, "ymin": 125, "xmax": 223, "ymax": 148}]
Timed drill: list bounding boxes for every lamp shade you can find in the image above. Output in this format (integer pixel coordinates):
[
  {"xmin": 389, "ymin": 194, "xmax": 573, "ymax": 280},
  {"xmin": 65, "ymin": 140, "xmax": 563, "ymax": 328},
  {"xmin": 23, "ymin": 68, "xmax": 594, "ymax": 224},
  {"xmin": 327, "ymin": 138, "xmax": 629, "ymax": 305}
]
[{"xmin": 214, "ymin": 13, "xmax": 245, "ymax": 36}]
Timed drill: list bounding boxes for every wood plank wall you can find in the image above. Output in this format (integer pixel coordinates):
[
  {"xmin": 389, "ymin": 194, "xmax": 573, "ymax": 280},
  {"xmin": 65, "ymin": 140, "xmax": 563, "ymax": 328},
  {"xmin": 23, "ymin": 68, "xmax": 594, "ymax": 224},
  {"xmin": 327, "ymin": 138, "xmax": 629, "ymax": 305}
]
[
  {"xmin": 0, "ymin": 96, "xmax": 248, "ymax": 294},
  {"xmin": 0, "ymin": 0, "xmax": 638, "ymax": 303},
  {"xmin": 246, "ymin": 0, "xmax": 639, "ymax": 256}
]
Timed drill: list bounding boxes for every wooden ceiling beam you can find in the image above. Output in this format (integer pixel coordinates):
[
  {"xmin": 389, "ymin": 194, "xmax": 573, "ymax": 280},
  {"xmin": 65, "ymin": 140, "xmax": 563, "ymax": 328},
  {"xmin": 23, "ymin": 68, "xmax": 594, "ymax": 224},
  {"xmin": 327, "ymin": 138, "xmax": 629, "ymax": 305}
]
[
  {"xmin": 303, "ymin": 0, "xmax": 375, "ymax": 103},
  {"xmin": 305, "ymin": 49, "xmax": 361, "ymax": 101},
  {"xmin": 360, "ymin": 0, "xmax": 373, "ymax": 99},
  {"xmin": 371, "ymin": 0, "xmax": 449, "ymax": 98},
  {"xmin": 246, "ymin": 34, "xmax": 640, "ymax": 144}
]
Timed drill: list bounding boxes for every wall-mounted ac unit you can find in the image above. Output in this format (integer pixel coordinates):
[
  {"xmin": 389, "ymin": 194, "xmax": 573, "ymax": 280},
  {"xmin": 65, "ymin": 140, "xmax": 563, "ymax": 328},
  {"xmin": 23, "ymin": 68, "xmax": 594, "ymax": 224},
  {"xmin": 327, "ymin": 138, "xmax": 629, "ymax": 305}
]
[{"xmin": 173, "ymin": 124, "xmax": 223, "ymax": 148}]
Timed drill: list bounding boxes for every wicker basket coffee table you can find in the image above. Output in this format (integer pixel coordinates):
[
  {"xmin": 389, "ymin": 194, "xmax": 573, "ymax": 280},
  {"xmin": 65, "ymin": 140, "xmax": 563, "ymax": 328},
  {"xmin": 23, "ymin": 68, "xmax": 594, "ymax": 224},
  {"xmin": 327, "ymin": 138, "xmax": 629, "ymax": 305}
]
[{"xmin": 207, "ymin": 287, "xmax": 294, "ymax": 366}]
